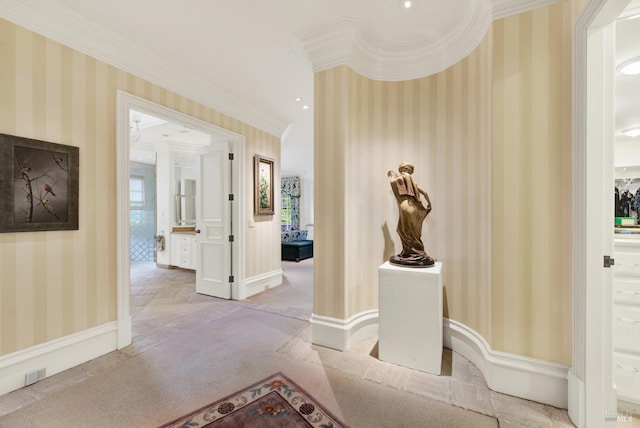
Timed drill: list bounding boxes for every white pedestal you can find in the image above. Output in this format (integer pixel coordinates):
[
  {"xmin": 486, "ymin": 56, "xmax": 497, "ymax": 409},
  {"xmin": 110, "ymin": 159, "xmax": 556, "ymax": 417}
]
[{"xmin": 378, "ymin": 261, "xmax": 443, "ymax": 375}]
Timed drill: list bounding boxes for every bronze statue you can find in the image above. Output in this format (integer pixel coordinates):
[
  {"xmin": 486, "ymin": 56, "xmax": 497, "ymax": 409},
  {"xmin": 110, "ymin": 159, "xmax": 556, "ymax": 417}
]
[{"xmin": 387, "ymin": 163, "xmax": 435, "ymax": 267}]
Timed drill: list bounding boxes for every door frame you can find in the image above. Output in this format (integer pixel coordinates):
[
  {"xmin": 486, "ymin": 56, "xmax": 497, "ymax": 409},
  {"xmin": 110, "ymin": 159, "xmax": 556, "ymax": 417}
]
[
  {"xmin": 115, "ymin": 90, "xmax": 245, "ymax": 348},
  {"xmin": 572, "ymin": 0, "xmax": 629, "ymax": 426}
]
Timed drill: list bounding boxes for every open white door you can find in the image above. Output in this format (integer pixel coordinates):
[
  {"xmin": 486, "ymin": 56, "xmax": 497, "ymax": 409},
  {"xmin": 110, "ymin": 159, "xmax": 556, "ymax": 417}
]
[{"xmin": 195, "ymin": 141, "xmax": 232, "ymax": 299}]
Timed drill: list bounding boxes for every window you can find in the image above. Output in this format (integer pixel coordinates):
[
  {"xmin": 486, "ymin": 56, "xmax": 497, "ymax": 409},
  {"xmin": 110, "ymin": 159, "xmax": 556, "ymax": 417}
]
[{"xmin": 130, "ymin": 175, "xmax": 145, "ymax": 209}]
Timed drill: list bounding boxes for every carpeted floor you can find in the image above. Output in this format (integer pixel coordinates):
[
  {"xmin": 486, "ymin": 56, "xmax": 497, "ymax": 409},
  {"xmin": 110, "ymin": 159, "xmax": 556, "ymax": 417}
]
[{"xmin": 0, "ymin": 259, "xmax": 578, "ymax": 427}]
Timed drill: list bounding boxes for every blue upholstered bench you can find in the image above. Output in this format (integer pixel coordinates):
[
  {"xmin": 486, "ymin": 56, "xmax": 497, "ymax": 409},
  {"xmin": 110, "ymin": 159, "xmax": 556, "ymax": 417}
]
[{"xmin": 281, "ymin": 240, "xmax": 313, "ymax": 262}]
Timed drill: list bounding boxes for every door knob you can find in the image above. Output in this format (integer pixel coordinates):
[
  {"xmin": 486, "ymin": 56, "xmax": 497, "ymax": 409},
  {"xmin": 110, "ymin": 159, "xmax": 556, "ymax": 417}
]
[{"xmin": 196, "ymin": 229, "xmax": 201, "ymax": 234}]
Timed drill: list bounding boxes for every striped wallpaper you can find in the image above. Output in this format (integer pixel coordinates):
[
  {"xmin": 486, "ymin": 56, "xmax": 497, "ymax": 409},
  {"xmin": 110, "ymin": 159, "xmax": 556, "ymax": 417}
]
[
  {"xmin": 314, "ymin": 0, "xmax": 583, "ymax": 364},
  {"xmin": 0, "ymin": 18, "xmax": 281, "ymax": 356},
  {"xmin": 314, "ymin": 33, "xmax": 494, "ymax": 340},
  {"xmin": 490, "ymin": 1, "xmax": 580, "ymax": 364}
]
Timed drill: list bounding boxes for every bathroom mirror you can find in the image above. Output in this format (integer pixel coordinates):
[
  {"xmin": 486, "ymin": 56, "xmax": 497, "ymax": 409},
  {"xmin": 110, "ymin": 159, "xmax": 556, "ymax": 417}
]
[{"xmin": 175, "ymin": 178, "xmax": 196, "ymax": 226}]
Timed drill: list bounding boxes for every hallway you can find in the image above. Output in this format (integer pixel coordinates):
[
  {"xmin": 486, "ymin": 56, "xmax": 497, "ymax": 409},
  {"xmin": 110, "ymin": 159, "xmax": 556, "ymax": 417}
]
[{"xmin": 0, "ymin": 261, "xmax": 574, "ymax": 427}]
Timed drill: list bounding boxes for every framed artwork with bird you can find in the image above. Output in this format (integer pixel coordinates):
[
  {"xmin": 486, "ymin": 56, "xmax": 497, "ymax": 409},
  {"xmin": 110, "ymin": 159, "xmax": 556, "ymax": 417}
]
[{"xmin": 0, "ymin": 133, "xmax": 79, "ymax": 232}]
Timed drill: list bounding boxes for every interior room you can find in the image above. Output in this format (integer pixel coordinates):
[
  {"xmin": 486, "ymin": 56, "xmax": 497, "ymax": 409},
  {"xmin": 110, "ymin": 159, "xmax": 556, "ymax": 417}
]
[
  {"xmin": 613, "ymin": 7, "xmax": 640, "ymax": 419},
  {"xmin": 0, "ymin": 0, "xmax": 639, "ymax": 427}
]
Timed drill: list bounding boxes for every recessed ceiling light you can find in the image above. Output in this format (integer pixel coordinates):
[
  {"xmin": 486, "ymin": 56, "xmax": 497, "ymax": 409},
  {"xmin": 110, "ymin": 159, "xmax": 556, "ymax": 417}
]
[
  {"xmin": 617, "ymin": 57, "xmax": 640, "ymax": 75},
  {"xmin": 622, "ymin": 127, "xmax": 640, "ymax": 137},
  {"xmin": 401, "ymin": 0, "xmax": 413, "ymax": 8},
  {"xmin": 302, "ymin": 105, "xmax": 310, "ymax": 110},
  {"xmin": 295, "ymin": 97, "xmax": 302, "ymax": 102}
]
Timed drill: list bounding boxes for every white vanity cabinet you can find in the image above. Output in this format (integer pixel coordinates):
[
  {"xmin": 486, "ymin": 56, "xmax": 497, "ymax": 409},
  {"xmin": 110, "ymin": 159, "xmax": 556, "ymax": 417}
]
[
  {"xmin": 171, "ymin": 233, "xmax": 197, "ymax": 270},
  {"xmin": 156, "ymin": 148, "xmax": 197, "ymax": 267},
  {"xmin": 614, "ymin": 238, "xmax": 640, "ymax": 406}
]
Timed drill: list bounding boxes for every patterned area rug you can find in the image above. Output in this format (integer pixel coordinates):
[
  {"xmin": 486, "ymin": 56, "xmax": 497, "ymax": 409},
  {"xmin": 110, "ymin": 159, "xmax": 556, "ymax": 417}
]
[{"xmin": 160, "ymin": 372, "xmax": 347, "ymax": 427}]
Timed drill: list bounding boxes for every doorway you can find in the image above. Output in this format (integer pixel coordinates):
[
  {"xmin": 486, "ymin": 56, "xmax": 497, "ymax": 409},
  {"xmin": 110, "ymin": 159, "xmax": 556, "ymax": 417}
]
[
  {"xmin": 115, "ymin": 91, "xmax": 244, "ymax": 349},
  {"xmin": 572, "ymin": 0, "xmax": 639, "ymax": 426},
  {"xmin": 612, "ymin": 2, "xmax": 640, "ymax": 419}
]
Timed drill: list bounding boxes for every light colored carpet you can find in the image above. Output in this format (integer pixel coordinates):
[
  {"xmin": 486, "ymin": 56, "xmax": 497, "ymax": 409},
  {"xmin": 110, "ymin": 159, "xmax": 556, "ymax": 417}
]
[{"xmin": 0, "ymin": 259, "xmax": 574, "ymax": 427}]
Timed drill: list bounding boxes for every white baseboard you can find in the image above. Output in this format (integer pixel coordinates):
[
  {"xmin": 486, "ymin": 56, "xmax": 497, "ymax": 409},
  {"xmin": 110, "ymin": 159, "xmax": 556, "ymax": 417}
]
[
  {"xmin": 568, "ymin": 370, "xmax": 585, "ymax": 428},
  {"xmin": 118, "ymin": 314, "xmax": 132, "ymax": 349},
  {"xmin": 443, "ymin": 318, "xmax": 570, "ymax": 408},
  {"xmin": 310, "ymin": 310, "xmax": 379, "ymax": 351},
  {"xmin": 309, "ymin": 310, "xmax": 570, "ymax": 408},
  {"xmin": 234, "ymin": 269, "xmax": 282, "ymax": 300},
  {"xmin": 0, "ymin": 322, "xmax": 118, "ymax": 397}
]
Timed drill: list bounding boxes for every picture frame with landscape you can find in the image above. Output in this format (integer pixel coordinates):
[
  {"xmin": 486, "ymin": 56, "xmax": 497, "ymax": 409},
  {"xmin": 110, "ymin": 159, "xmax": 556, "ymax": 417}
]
[{"xmin": 254, "ymin": 154, "xmax": 274, "ymax": 215}]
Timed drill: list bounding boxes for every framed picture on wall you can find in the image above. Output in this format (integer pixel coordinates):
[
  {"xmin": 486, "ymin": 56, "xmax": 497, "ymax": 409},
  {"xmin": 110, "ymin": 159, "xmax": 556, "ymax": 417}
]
[
  {"xmin": 254, "ymin": 154, "xmax": 275, "ymax": 215},
  {"xmin": 0, "ymin": 133, "xmax": 79, "ymax": 232}
]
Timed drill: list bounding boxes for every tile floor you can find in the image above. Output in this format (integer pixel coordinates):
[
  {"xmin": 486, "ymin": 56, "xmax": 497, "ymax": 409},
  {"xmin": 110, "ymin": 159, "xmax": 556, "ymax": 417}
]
[{"xmin": 0, "ymin": 259, "xmax": 634, "ymax": 427}]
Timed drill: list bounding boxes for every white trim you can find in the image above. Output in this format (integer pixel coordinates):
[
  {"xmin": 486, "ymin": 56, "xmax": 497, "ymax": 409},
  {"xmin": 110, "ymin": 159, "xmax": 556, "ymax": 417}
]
[
  {"xmin": 573, "ymin": 1, "xmax": 626, "ymax": 426},
  {"xmin": 492, "ymin": 0, "xmax": 564, "ymax": 19},
  {"xmin": 235, "ymin": 269, "xmax": 283, "ymax": 300},
  {"xmin": 0, "ymin": 1, "xmax": 288, "ymax": 138},
  {"xmin": 310, "ymin": 310, "xmax": 379, "ymax": 351},
  {"xmin": 568, "ymin": 370, "xmax": 586, "ymax": 428},
  {"xmin": 0, "ymin": 322, "xmax": 118, "ymax": 396},
  {"xmin": 310, "ymin": 311, "xmax": 569, "ymax": 407},
  {"xmin": 291, "ymin": 0, "xmax": 563, "ymax": 82},
  {"xmin": 116, "ymin": 91, "xmax": 246, "ymax": 348},
  {"xmin": 116, "ymin": 92, "xmax": 133, "ymax": 349},
  {"xmin": 292, "ymin": 7, "xmax": 493, "ymax": 82},
  {"xmin": 443, "ymin": 318, "xmax": 570, "ymax": 408}
]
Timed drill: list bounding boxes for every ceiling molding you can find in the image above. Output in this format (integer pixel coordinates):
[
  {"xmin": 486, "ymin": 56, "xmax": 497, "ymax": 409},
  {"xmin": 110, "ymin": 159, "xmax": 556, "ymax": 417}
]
[
  {"xmin": 290, "ymin": 18, "xmax": 363, "ymax": 74},
  {"xmin": 349, "ymin": 1, "xmax": 492, "ymax": 81},
  {"xmin": 491, "ymin": 0, "xmax": 565, "ymax": 20},
  {"xmin": 0, "ymin": 0, "xmax": 289, "ymax": 138},
  {"xmin": 293, "ymin": 0, "xmax": 565, "ymax": 81},
  {"xmin": 293, "ymin": 1, "xmax": 493, "ymax": 81}
]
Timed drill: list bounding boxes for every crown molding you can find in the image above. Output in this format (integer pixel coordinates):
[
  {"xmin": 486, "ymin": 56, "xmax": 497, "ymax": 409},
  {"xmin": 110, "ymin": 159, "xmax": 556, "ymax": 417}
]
[
  {"xmin": 293, "ymin": 0, "xmax": 493, "ymax": 81},
  {"xmin": 293, "ymin": 0, "xmax": 565, "ymax": 81},
  {"xmin": 349, "ymin": 1, "xmax": 492, "ymax": 81},
  {"xmin": 0, "ymin": 0, "xmax": 289, "ymax": 138},
  {"xmin": 290, "ymin": 18, "xmax": 363, "ymax": 74},
  {"xmin": 491, "ymin": 0, "xmax": 565, "ymax": 20}
]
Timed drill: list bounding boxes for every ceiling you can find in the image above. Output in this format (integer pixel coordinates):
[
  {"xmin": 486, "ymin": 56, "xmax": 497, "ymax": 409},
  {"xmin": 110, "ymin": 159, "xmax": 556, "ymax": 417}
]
[
  {"xmin": 616, "ymin": 1, "xmax": 640, "ymax": 151},
  {"xmin": 0, "ymin": 0, "xmax": 638, "ymax": 178},
  {"xmin": 128, "ymin": 110, "xmax": 212, "ymax": 164}
]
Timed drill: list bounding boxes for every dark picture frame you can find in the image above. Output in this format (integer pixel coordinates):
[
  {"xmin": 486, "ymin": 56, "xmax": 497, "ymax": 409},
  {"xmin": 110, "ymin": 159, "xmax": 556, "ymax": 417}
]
[
  {"xmin": 0, "ymin": 133, "xmax": 79, "ymax": 232},
  {"xmin": 254, "ymin": 154, "xmax": 275, "ymax": 215}
]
